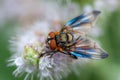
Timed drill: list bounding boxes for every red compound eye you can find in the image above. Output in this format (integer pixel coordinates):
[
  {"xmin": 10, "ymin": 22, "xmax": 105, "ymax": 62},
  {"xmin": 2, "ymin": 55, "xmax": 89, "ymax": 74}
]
[
  {"xmin": 49, "ymin": 39, "xmax": 57, "ymax": 50},
  {"xmin": 47, "ymin": 32, "xmax": 57, "ymax": 50}
]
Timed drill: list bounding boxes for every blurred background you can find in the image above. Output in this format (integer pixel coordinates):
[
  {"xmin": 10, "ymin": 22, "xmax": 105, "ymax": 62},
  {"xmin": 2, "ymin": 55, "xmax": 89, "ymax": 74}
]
[{"xmin": 0, "ymin": 0, "xmax": 120, "ymax": 80}]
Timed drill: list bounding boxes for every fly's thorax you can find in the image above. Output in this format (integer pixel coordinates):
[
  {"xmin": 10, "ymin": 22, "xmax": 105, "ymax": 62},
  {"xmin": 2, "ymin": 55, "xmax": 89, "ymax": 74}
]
[{"xmin": 55, "ymin": 32, "xmax": 74, "ymax": 47}]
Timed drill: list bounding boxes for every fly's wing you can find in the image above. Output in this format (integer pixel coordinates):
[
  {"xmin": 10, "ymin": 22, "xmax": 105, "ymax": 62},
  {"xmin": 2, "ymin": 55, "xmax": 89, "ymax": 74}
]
[
  {"xmin": 65, "ymin": 10, "xmax": 101, "ymax": 28},
  {"xmin": 70, "ymin": 38, "xmax": 108, "ymax": 59},
  {"xmin": 70, "ymin": 47, "xmax": 108, "ymax": 59}
]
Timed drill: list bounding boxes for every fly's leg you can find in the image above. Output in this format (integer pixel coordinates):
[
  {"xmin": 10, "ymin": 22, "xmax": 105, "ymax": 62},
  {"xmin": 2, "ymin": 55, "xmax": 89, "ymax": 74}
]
[{"xmin": 39, "ymin": 50, "xmax": 56, "ymax": 58}]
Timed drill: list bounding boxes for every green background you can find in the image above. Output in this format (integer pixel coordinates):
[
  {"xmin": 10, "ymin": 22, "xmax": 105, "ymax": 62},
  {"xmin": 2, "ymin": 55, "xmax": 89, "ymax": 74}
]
[{"xmin": 0, "ymin": 0, "xmax": 120, "ymax": 80}]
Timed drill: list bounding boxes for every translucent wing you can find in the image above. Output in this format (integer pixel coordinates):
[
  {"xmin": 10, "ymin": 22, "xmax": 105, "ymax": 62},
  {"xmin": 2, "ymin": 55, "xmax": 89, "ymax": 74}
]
[
  {"xmin": 69, "ymin": 38, "xmax": 108, "ymax": 59},
  {"xmin": 65, "ymin": 13, "xmax": 85, "ymax": 26},
  {"xmin": 70, "ymin": 47, "xmax": 108, "ymax": 59},
  {"xmin": 65, "ymin": 10, "xmax": 101, "ymax": 28}
]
